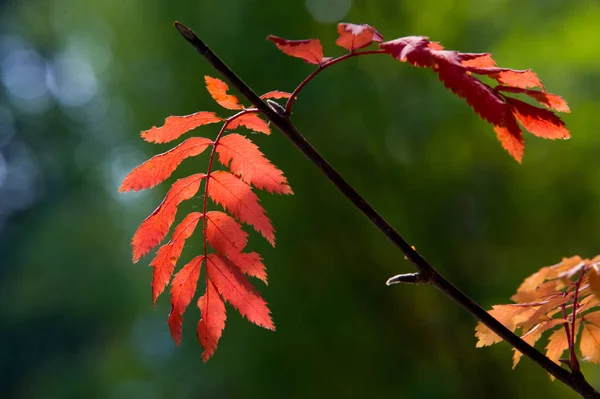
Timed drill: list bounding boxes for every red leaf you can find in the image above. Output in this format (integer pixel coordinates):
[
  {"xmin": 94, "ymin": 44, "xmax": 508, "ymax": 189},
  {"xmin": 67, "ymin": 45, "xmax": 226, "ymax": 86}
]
[
  {"xmin": 207, "ymin": 171, "xmax": 274, "ymax": 245},
  {"xmin": 260, "ymin": 91, "xmax": 292, "ymax": 100},
  {"xmin": 228, "ymin": 251, "xmax": 268, "ymax": 284},
  {"xmin": 459, "ymin": 53, "xmax": 497, "ymax": 68},
  {"xmin": 216, "ymin": 134, "xmax": 292, "ymax": 194},
  {"xmin": 205, "ymin": 76, "xmax": 244, "ymax": 110},
  {"xmin": 496, "ymin": 86, "xmax": 570, "ymax": 113},
  {"xmin": 168, "ymin": 255, "xmax": 204, "ymax": 344},
  {"xmin": 131, "ymin": 174, "xmax": 205, "ymax": 262},
  {"xmin": 150, "ymin": 212, "xmax": 202, "ymax": 304},
  {"xmin": 380, "ymin": 36, "xmax": 570, "ymax": 161},
  {"xmin": 495, "ymin": 70, "xmax": 543, "ymax": 89},
  {"xmin": 207, "ymin": 253, "xmax": 274, "ymax": 330},
  {"xmin": 380, "ymin": 36, "xmax": 508, "ymax": 126},
  {"xmin": 197, "ymin": 279, "xmax": 226, "ymax": 362},
  {"xmin": 526, "ymin": 92, "xmax": 570, "ymax": 113},
  {"xmin": 205, "ymin": 211, "xmax": 248, "ymax": 256},
  {"xmin": 380, "ymin": 36, "xmax": 436, "ymax": 67},
  {"xmin": 494, "ymin": 116, "xmax": 525, "ymax": 163},
  {"xmin": 119, "ymin": 137, "xmax": 212, "ymax": 192},
  {"xmin": 227, "ymin": 113, "xmax": 271, "ymax": 135},
  {"xmin": 267, "ymin": 35, "xmax": 325, "ymax": 65},
  {"xmin": 141, "ymin": 112, "xmax": 222, "ymax": 144},
  {"xmin": 336, "ymin": 23, "xmax": 383, "ymax": 51},
  {"xmin": 507, "ymin": 98, "xmax": 570, "ymax": 139}
]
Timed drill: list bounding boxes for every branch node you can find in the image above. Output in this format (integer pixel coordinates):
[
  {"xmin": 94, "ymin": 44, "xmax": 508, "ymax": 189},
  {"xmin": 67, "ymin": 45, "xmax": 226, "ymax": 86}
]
[
  {"xmin": 386, "ymin": 272, "xmax": 427, "ymax": 285},
  {"xmin": 266, "ymin": 99, "xmax": 288, "ymax": 117}
]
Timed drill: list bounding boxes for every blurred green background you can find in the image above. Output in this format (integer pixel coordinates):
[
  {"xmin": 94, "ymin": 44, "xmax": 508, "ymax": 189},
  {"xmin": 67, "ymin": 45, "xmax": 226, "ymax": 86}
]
[{"xmin": 1, "ymin": 0, "xmax": 599, "ymax": 398}]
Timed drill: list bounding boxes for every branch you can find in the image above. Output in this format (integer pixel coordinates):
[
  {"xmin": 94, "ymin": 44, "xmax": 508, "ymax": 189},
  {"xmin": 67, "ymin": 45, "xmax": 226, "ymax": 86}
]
[{"xmin": 173, "ymin": 22, "xmax": 600, "ymax": 399}]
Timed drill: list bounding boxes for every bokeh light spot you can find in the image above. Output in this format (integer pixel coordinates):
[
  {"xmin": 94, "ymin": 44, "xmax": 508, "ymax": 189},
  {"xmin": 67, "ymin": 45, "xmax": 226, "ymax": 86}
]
[{"xmin": 306, "ymin": 0, "xmax": 352, "ymax": 24}]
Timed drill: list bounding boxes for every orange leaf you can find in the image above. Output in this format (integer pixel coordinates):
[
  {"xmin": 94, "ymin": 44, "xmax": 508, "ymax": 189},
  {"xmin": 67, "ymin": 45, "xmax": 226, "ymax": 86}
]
[
  {"xmin": 581, "ymin": 322, "xmax": 600, "ymax": 363},
  {"xmin": 131, "ymin": 174, "xmax": 205, "ymax": 262},
  {"xmin": 168, "ymin": 255, "xmax": 204, "ymax": 345},
  {"xmin": 197, "ymin": 279, "xmax": 226, "ymax": 362},
  {"xmin": 205, "ymin": 211, "xmax": 248, "ymax": 256},
  {"xmin": 261, "ymin": 91, "xmax": 292, "ymax": 100},
  {"xmin": 207, "ymin": 253, "xmax": 274, "ymax": 330},
  {"xmin": 141, "ymin": 112, "xmax": 222, "ymax": 144},
  {"xmin": 513, "ymin": 319, "xmax": 565, "ymax": 368},
  {"xmin": 216, "ymin": 134, "xmax": 292, "ymax": 194},
  {"xmin": 227, "ymin": 113, "xmax": 271, "ymax": 135},
  {"xmin": 119, "ymin": 137, "xmax": 212, "ymax": 192},
  {"xmin": 589, "ymin": 266, "xmax": 600, "ymax": 301},
  {"xmin": 508, "ymin": 98, "xmax": 570, "ymax": 139},
  {"xmin": 205, "ymin": 76, "xmax": 244, "ymax": 110},
  {"xmin": 267, "ymin": 35, "xmax": 325, "ymax": 65},
  {"xmin": 207, "ymin": 171, "xmax": 274, "ymax": 245},
  {"xmin": 546, "ymin": 327, "xmax": 569, "ymax": 365},
  {"xmin": 335, "ymin": 23, "xmax": 383, "ymax": 52},
  {"xmin": 150, "ymin": 212, "xmax": 203, "ymax": 304},
  {"xmin": 475, "ymin": 305, "xmax": 525, "ymax": 347}
]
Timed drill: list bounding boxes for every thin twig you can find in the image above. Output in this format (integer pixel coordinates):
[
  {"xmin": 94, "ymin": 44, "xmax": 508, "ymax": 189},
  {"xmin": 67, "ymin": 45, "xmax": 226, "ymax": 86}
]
[{"xmin": 173, "ymin": 21, "xmax": 600, "ymax": 399}]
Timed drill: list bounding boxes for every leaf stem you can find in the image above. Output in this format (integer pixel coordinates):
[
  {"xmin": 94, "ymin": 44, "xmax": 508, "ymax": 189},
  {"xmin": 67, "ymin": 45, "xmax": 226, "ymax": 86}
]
[
  {"xmin": 174, "ymin": 22, "xmax": 600, "ymax": 399},
  {"xmin": 202, "ymin": 109, "xmax": 257, "ymax": 281},
  {"xmin": 284, "ymin": 50, "xmax": 386, "ymax": 114},
  {"xmin": 561, "ymin": 300, "xmax": 575, "ymax": 371},
  {"xmin": 569, "ymin": 267, "xmax": 587, "ymax": 373}
]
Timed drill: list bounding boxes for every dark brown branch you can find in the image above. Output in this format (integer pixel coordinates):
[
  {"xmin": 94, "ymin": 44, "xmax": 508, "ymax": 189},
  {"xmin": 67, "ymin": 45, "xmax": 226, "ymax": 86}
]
[{"xmin": 173, "ymin": 21, "xmax": 600, "ymax": 399}]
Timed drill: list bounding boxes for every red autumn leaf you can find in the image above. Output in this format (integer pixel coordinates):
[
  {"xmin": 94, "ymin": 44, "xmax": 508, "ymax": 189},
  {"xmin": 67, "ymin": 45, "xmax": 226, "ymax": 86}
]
[
  {"xmin": 119, "ymin": 137, "xmax": 213, "ymax": 192},
  {"xmin": 207, "ymin": 253, "xmax": 275, "ymax": 330},
  {"xmin": 131, "ymin": 173, "xmax": 205, "ymax": 263},
  {"xmin": 460, "ymin": 53, "xmax": 497, "ymax": 68},
  {"xmin": 267, "ymin": 35, "xmax": 325, "ymax": 65},
  {"xmin": 216, "ymin": 134, "xmax": 292, "ymax": 194},
  {"xmin": 380, "ymin": 36, "xmax": 569, "ymax": 162},
  {"xmin": 205, "ymin": 76, "xmax": 244, "ymax": 110},
  {"xmin": 207, "ymin": 170, "xmax": 274, "ymax": 245},
  {"xmin": 496, "ymin": 86, "xmax": 570, "ymax": 113},
  {"xmin": 150, "ymin": 212, "xmax": 202, "ymax": 304},
  {"xmin": 494, "ymin": 70, "xmax": 543, "ymax": 90},
  {"xmin": 260, "ymin": 91, "xmax": 292, "ymax": 100},
  {"xmin": 526, "ymin": 92, "xmax": 570, "ymax": 113},
  {"xmin": 205, "ymin": 210, "xmax": 248, "ymax": 256},
  {"xmin": 380, "ymin": 36, "xmax": 507, "ymax": 126},
  {"xmin": 197, "ymin": 279, "xmax": 226, "ymax": 362},
  {"xmin": 140, "ymin": 111, "xmax": 222, "ymax": 144},
  {"xmin": 507, "ymin": 98, "xmax": 570, "ymax": 139},
  {"xmin": 168, "ymin": 255, "xmax": 204, "ymax": 344},
  {"xmin": 494, "ymin": 116, "xmax": 525, "ymax": 163},
  {"xmin": 336, "ymin": 23, "xmax": 383, "ymax": 52},
  {"xmin": 227, "ymin": 113, "xmax": 271, "ymax": 135},
  {"xmin": 228, "ymin": 251, "xmax": 268, "ymax": 284}
]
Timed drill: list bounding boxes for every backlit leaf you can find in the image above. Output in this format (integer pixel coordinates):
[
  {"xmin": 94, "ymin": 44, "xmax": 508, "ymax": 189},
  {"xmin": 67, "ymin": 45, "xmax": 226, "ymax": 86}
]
[
  {"xmin": 119, "ymin": 137, "xmax": 212, "ymax": 192},
  {"xmin": 205, "ymin": 76, "xmax": 244, "ymax": 110},
  {"xmin": 335, "ymin": 23, "xmax": 383, "ymax": 51},
  {"xmin": 141, "ymin": 112, "xmax": 222, "ymax": 143},
  {"xmin": 216, "ymin": 134, "xmax": 292, "ymax": 194},
  {"xmin": 131, "ymin": 174, "xmax": 205, "ymax": 263},
  {"xmin": 267, "ymin": 35, "xmax": 325, "ymax": 65}
]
